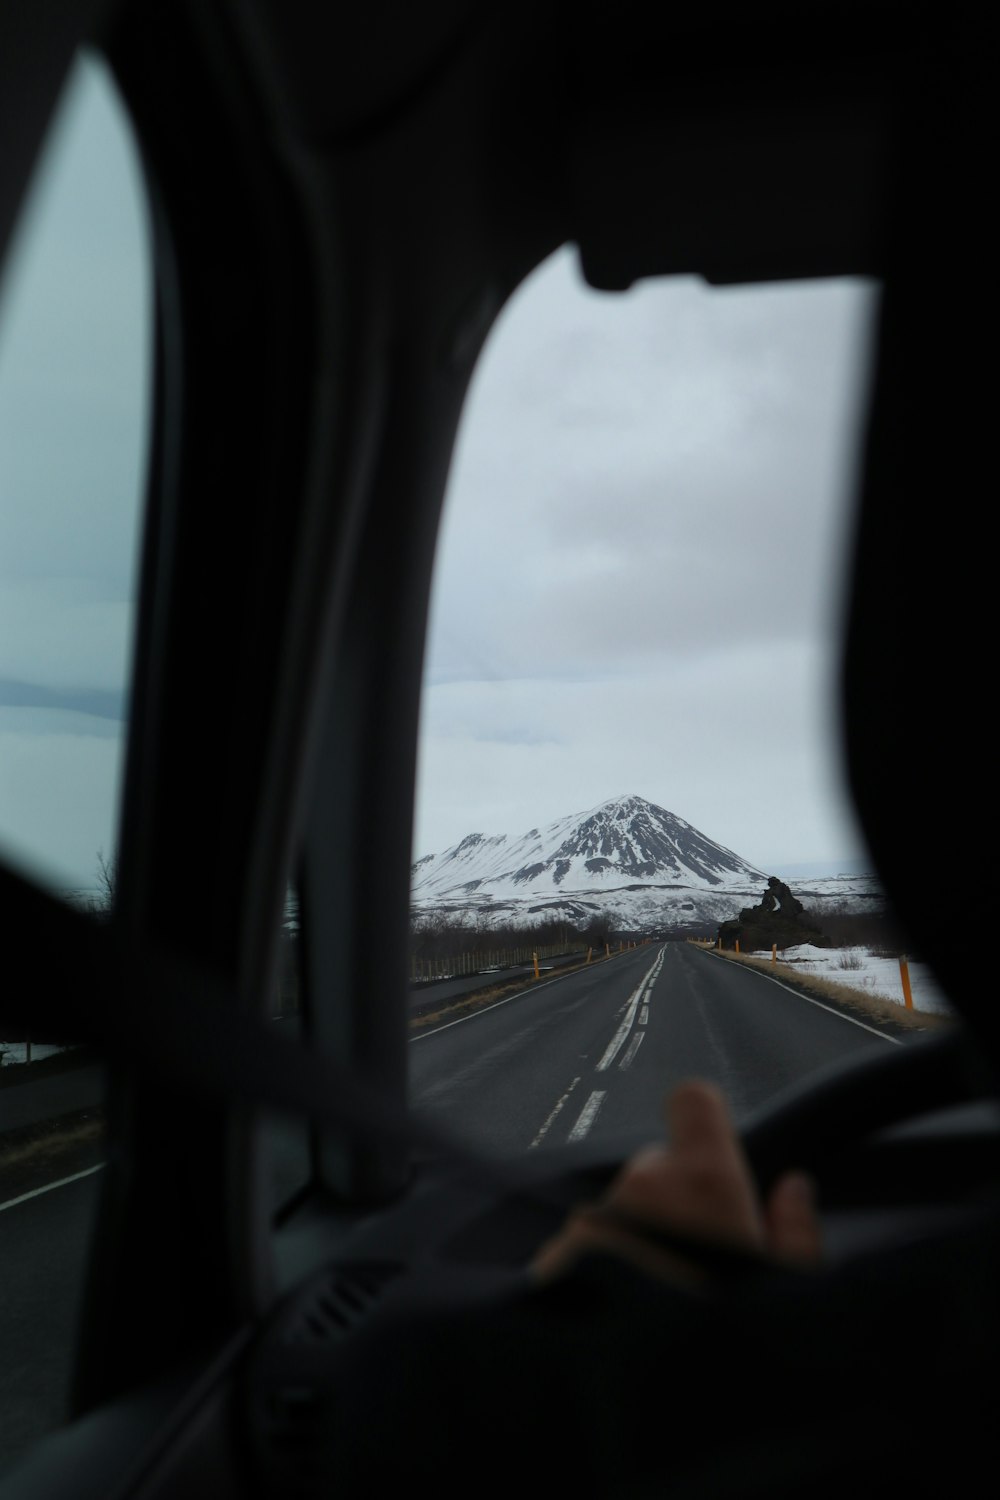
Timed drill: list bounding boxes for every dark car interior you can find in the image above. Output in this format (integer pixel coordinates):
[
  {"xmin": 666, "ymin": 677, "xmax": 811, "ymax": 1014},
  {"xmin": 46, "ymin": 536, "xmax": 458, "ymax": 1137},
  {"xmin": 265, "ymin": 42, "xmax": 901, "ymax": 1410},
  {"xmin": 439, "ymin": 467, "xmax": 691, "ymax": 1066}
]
[{"xmin": 1, "ymin": 1, "xmax": 995, "ymax": 1495}]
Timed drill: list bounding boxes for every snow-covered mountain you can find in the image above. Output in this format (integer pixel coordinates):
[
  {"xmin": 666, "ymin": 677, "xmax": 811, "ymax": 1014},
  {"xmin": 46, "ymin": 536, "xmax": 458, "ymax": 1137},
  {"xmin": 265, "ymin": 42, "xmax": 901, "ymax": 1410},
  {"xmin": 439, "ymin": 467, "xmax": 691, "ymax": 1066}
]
[
  {"xmin": 412, "ymin": 796, "xmax": 758, "ymax": 932},
  {"xmin": 411, "ymin": 794, "xmax": 882, "ymax": 934},
  {"xmin": 414, "ymin": 794, "xmax": 764, "ymax": 896}
]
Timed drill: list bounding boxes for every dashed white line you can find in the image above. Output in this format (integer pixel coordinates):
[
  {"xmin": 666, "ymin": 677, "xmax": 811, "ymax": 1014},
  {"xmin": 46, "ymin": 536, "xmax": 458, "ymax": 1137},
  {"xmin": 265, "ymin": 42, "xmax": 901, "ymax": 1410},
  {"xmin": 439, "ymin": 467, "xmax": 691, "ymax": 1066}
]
[
  {"xmin": 596, "ymin": 991, "xmax": 644, "ymax": 1071},
  {"xmin": 567, "ymin": 1090, "xmax": 606, "ymax": 1142},
  {"xmin": 596, "ymin": 948, "xmax": 663, "ymax": 1070},
  {"xmin": 530, "ymin": 1075, "xmax": 581, "ymax": 1149},
  {"xmin": 619, "ymin": 1032, "xmax": 645, "ymax": 1071},
  {"xmin": 639, "ymin": 1004, "xmax": 649, "ymax": 1026}
]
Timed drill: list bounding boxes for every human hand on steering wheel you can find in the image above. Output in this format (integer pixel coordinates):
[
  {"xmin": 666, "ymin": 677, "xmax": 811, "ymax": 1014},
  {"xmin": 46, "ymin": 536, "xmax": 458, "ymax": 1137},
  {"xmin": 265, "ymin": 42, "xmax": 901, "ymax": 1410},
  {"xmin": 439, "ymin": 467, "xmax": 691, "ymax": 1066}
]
[{"xmin": 532, "ymin": 1080, "xmax": 823, "ymax": 1284}]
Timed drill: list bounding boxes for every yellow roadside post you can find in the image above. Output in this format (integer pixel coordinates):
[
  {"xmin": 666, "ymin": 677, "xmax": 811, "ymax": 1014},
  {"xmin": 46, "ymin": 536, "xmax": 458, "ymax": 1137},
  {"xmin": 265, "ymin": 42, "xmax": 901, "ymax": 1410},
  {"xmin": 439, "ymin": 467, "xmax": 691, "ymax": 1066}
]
[
  {"xmin": 586, "ymin": 947, "xmax": 592, "ymax": 964},
  {"xmin": 735, "ymin": 939, "xmax": 740, "ymax": 954},
  {"xmin": 899, "ymin": 955, "xmax": 914, "ymax": 1010},
  {"xmin": 771, "ymin": 944, "xmax": 777, "ymax": 964},
  {"xmin": 533, "ymin": 951, "xmax": 539, "ymax": 980}
]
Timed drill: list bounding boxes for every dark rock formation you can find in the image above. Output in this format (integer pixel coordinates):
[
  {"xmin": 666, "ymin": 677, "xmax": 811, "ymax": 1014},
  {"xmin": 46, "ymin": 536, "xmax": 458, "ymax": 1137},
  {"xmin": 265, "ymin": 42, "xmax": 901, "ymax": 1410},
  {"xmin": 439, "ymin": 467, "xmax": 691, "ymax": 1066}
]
[{"xmin": 717, "ymin": 876, "xmax": 830, "ymax": 952}]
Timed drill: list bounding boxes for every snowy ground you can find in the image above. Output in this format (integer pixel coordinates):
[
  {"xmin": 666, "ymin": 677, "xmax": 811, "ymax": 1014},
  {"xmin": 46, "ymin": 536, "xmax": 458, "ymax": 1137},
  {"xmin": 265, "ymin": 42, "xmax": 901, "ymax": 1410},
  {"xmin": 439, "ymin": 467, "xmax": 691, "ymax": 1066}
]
[{"xmin": 748, "ymin": 943, "xmax": 952, "ymax": 1017}]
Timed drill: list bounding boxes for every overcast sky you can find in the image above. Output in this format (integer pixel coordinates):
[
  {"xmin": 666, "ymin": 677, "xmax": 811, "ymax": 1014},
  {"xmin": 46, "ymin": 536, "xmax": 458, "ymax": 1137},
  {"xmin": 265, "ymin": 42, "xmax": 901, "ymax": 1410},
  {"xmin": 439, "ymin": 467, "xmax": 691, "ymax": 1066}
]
[
  {"xmin": 415, "ymin": 255, "xmax": 879, "ymax": 874},
  {"xmin": 0, "ymin": 57, "xmax": 878, "ymax": 895},
  {"xmin": 0, "ymin": 58, "xmax": 148, "ymax": 893}
]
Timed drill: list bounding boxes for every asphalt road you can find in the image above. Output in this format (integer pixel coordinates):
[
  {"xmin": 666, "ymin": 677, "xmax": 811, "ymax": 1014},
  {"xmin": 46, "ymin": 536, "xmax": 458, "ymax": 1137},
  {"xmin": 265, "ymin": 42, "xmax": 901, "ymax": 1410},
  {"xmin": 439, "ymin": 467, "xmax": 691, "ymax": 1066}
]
[
  {"xmin": 0, "ymin": 1063, "xmax": 104, "ymax": 1132},
  {"xmin": 0, "ymin": 946, "xmax": 905, "ymax": 1475},
  {"xmin": 0, "ymin": 1172, "xmax": 100, "ymax": 1474},
  {"xmin": 410, "ymin": 941, "xmax": 903, "ymax": 1157}
]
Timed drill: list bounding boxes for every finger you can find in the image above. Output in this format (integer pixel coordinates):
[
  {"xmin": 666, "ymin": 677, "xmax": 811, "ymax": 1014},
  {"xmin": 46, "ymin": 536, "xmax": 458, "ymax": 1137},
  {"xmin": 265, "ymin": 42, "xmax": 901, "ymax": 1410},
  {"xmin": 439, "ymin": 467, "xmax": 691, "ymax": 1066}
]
[
  {"xmin": 530, "ymin": 1206, "xmax": 703, "ymax": 1287},
  {"xmin": 664, "ymin": 1079, "xmax": 734, "ymax": 1154},
  {"xmin": 665, "ymin": 1081, "xmax": 756, "ymax": 1185},
  {"xmin": 764, "ymin": 1172, "xmax": 823, "ymax": 1266},
  {"xmin": 661, "ymin": 1081, "xmax": 764, "ymax": 1243},
  {"xmin": 529, "ymin": 1206, "xmax": 638, "ymax": 1281}
]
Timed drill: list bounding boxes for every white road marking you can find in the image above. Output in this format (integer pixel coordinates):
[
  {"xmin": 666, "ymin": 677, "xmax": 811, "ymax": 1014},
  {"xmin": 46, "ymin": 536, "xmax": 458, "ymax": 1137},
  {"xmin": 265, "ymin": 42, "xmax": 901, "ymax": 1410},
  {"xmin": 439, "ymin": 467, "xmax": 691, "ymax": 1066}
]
[
  {"xmin": 639, "ymin": 1004, "xmax": 649, "ymax": 1026},
  {"xmin": 702, "ymin": 950, "xmax": 904, "ymax": 1045},
  {"xmin": 596, "ymin": 992, "xmax": 643, "ymax": 1071},
  {"xmin": 0, "ymin": 1162, "xmax": 105, "ymax": 1215},
  {"xmin": 567, "ymin": 1090, "xmax": 606, "ymax": 1142},
  {"xmin": 619, "ymin": 1032, "xmax": 645, "ymax": 1071},
  {"xmin": 596, "ymin": 948, "xmax": 663, "ymax": 1071},
  {"xmin": 530, "ymin": 1075, "xmax": 582, "ymax": 1149},
  {"xmin": 411, "ymin": 949, "xmax": 632, "ymax": 1041}
]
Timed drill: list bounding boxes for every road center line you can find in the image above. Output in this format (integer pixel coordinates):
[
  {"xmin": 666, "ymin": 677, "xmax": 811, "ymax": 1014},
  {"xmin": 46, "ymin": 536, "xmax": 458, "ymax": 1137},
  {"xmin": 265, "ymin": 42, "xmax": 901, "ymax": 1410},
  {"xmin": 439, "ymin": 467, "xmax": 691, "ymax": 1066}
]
[
  {"xmin": 567, "ymin": 1090, "xmax": 606, "ymax": 1142},
  {"xmin": 596, "ymin": 949, "xmax": 663, "ymax": 1071},
  {"xmin": 596, "ymin": 990, "xmax": 643, "ymax": 1071},
  {"xmin": 530, "ymin": 1075, "xmax": 581, "ymax": 1149},
  {"xmin": 619, "ymin": 1032, "xmax": 645, "ymax": 1071}
]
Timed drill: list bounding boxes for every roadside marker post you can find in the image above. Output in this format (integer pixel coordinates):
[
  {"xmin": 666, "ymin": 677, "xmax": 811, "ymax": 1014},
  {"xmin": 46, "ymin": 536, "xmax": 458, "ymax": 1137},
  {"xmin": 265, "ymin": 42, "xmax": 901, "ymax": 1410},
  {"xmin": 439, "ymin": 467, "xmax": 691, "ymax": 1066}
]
[{"xmin": 899, "ymin": 955, "xmax": 914, "ymax": 1010}]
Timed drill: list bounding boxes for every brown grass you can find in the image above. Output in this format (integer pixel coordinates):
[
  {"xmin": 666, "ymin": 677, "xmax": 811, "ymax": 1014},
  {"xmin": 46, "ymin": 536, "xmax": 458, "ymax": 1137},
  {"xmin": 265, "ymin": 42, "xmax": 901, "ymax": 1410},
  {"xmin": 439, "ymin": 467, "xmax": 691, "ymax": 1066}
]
[
  {"xmin": 690, "ymin": 942, "xmax": 951, "ymax": 1032},
  {"xmin": 0, "ymin": 1112, "xmax": 106, "ymax": 1203}
]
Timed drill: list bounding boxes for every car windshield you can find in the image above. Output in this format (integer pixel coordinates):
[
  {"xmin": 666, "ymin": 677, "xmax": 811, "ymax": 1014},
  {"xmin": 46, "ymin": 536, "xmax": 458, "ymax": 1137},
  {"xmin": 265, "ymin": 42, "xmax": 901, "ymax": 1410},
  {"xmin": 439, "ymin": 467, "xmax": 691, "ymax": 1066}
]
[{"xmin": 409, "ymin": 251, "xmax": 952, "ymax": 1160}]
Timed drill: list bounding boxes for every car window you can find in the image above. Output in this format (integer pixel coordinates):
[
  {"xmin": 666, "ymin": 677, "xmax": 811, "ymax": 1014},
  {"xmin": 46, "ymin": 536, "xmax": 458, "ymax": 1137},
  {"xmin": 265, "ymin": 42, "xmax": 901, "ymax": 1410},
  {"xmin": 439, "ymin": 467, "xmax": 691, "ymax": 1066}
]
[
  {"xmin": 0, "ymin": 52, "xmax": 150, "ymax": 1475},
  {"xmin": 409, "ymin": 250, "xmax": 942, "ymax": 1161},
  {"xmin": 0, "ymin": 53, "xmax": 150, "ymax": 900}
]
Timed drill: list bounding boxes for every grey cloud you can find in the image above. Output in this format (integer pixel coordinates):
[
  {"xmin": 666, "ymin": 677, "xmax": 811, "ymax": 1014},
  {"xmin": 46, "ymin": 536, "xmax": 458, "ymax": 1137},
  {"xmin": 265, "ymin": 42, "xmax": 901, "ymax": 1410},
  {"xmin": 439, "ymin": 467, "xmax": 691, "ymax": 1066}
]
[{"xmin": 0, "ymin": 678, "xmax": 125, "ymax": 721}]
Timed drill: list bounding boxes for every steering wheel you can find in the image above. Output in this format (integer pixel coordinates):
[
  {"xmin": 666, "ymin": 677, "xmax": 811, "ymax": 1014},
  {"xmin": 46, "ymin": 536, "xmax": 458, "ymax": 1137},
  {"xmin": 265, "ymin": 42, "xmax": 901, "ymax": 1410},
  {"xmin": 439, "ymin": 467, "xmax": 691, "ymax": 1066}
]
[{"xmin": 740, "ymin": 1025, "xmax": 1000, "ymax": 1212}]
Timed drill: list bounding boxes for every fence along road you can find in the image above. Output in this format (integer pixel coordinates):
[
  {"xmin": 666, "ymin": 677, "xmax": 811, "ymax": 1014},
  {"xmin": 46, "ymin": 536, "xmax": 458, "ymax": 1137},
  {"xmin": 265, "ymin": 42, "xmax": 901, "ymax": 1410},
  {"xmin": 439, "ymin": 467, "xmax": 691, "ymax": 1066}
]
[{"xmin": 409, "ymin": 948, "xmax": 605, "ymax": 1015}]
